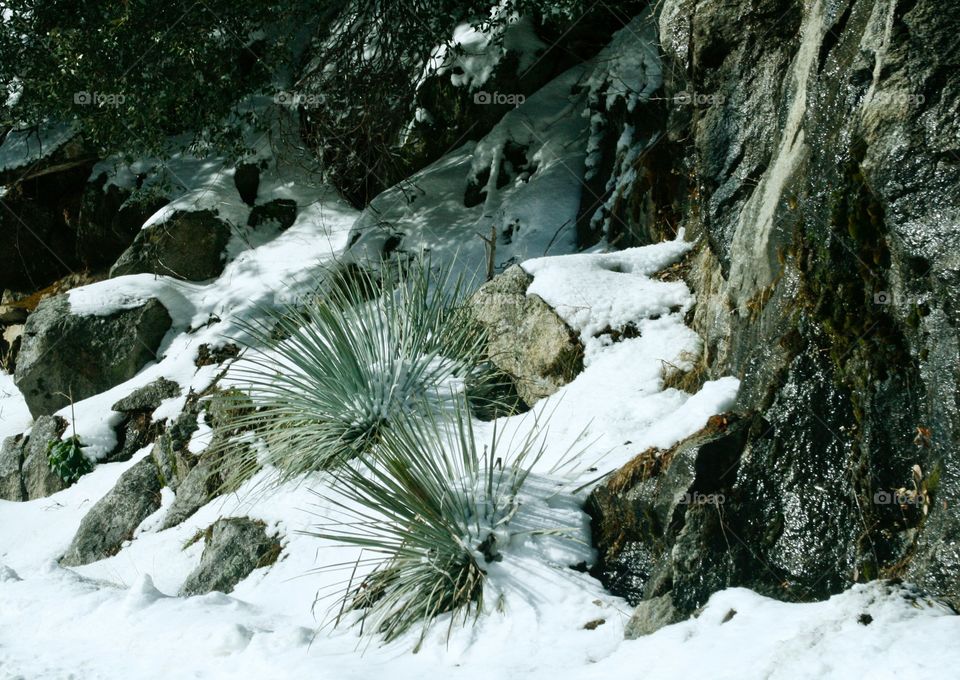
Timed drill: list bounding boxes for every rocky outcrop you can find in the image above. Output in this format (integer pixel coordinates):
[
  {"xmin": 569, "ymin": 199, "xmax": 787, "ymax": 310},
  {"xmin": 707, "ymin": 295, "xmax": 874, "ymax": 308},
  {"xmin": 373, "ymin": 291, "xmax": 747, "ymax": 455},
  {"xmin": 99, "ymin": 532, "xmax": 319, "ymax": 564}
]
[
  {"xmin": 14, "ymin": 295, "xmax": 172, "ymax": 417},
  {"xmin": 60, "ymin": 456, "xmax": 163, "ymax": 566},
  {"xmin": 0, "ymin": 416, "xmax": 70, "ymax": 501},
  {"xmin": 233, "ymin": 163, "xmax": 260, "ymax": 206},
  {"xmin": 590, "ymin": 0, "xmax": 960, "ymax": 615},
  {"xmin": 180, "ymin": 518, "xmax": 281, "ymax": 596},
  {"xmin": 110, "ymin": 210, "xmax": 232, "ymax": 281},
  {"xmin": 470, "ymin": 266, "xmax": 583, "ymax": 406}
]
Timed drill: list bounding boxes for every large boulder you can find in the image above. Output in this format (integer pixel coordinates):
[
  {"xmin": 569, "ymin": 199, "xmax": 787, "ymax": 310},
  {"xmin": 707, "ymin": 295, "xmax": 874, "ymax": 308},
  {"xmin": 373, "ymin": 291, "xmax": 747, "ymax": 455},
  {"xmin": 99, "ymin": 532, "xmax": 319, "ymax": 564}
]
[
  {"xmin": 110, "ymin": 210, "xmax": 232, "ymax": 281},
  {"xmin": 470, "ymin": 265, "xmax": 583, "ymax": 406},
  {"xmin": 0, "ymin": 416, "xmax": 70, "ymax": 502},
  {"xmin": 180, "ymin": 518, "xmax": 281, "ymax": 596},
  {"xmin": 60, "ymin": 456, "xmax": 163, "ymax": 566},
  {"xmin": 14, "ymin": 295, "xmax": 172, "ymax": 417}
]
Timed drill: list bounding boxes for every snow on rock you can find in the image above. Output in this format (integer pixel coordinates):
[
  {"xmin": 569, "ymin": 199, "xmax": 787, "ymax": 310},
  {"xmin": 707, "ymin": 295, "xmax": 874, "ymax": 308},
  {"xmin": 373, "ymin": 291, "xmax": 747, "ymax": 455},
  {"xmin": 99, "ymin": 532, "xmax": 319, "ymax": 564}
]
[
  {"xmin": 347, "ymin": 50, "xmax": 592, "ymax": 281},
  {"xmin": 0, "ymin": 371, "xmax": 31, "ymax": 440},
  {"xmin": 0, "ymin": 122, "xmax": 78, "ymax": 173},
  {"xmin": 523, "ymin": 233, "xmax": 694, "ymax": 345}
]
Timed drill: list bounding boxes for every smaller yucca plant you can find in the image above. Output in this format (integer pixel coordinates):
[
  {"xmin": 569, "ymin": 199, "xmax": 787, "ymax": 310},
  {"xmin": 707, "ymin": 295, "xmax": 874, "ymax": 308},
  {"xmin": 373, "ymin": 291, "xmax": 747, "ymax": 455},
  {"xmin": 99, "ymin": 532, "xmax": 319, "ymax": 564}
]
[
  {"xmin": 218, "ymin": 258, "xmax": 497, "ymax": 486},
  {"xmin": 307, "ymin": 401, "xmax": 551, "ymax": 649},
  {"xmin": 48, "ymin": 436, "xmax": 93, "ymax": 485}
]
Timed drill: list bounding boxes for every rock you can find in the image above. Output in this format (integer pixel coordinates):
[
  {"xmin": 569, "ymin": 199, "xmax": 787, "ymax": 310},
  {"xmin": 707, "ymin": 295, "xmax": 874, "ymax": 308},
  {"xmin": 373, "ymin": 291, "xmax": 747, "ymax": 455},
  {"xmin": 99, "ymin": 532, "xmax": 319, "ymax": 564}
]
[
  {"xmin": 20, "ymin": 416, "xmax": 69, "ymax": 500},
  {"xmin": 160, "ymin": 454, "xmax": 223, "ymax": 530},
  {"xmin": 588, "ymin": 414, "xmax": 746, "ymax": 611},
  {"xmin": 110, "ymin": 210, "xmax": 232, "ymax": 281},
  {"xmin": 0, "ymin": 436, "xmax": 25, "ymax": 501},
  {"xmin": 112, "ymin": 377, "xmax": 182, "ymax": 413},
  {"xmin": 194, "ymin": 343, "xmax": 240, "ymax": 368},
  {"xmin": 0, "ymin": 303, "xmax": 27, "ymax": 325},
  {"xmin": 60, "ymin": 456, "xmax": 163, "ymax": 566},
  {"xmin": 161, "ymin": 391, "xmax": 259, "ymax": 528},
  {"xmin": 247, "ymin": 199, "xmax": 297, "ymax": 231},
  {"xmin": 234, "ymin": 163, "xmax": 260, "ymax": 206},
  {"xmin": 150, "ymin": 408, "xmax": 201, "ymax": 491},
  {"xmin": 0, "ymin": 158, "xmax": 93, "ymax": 291},
  {"xmin": 180, "ymin": 518, "xmax": 281, "ymax": 596},
  {"xmin": 624, "ymin": 594, "xmax": 685, "ymax": 639},
  {"xmin": 470, "ymin": 266, "xmax": 583, "ymax": 406},
  {"xmin": 0, "ymin": 416, "xmax": 69, "ymax": 501},
  {"xmin": 14, "ymin": 295, "xmax": 172, "ymax": 417},
  {"xmin": 0, "ymin": 323, "xmax": 23, "ymax": 371}
]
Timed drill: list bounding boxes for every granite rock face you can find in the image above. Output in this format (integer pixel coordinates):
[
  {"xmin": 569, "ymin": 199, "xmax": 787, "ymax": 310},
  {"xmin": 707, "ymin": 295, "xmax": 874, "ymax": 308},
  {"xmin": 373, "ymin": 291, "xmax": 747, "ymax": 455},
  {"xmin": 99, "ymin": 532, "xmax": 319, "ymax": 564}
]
[
  {"xmin": 60, "ymin": 456, "xmax": 163, "ymax": 566},
  {"xmin": 589, "ymin": 0, "xmax": 960, "ymax": 614}
]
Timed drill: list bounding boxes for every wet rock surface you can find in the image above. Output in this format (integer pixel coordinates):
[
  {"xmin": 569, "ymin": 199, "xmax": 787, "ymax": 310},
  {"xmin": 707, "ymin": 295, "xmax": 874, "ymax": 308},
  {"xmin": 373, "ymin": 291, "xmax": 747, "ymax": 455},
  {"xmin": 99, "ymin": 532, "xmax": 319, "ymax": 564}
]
[{"xmin": 593, "ymin": 0, "xmax": 960, "ymax": 614}]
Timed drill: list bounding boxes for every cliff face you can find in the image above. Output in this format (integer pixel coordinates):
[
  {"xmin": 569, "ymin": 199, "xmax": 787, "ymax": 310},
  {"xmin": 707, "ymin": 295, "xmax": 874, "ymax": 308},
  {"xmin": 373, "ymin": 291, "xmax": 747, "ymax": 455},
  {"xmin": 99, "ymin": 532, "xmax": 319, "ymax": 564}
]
[{"xmin": 590, "ymin": 0, "xmax": 960, "ymax": 612}]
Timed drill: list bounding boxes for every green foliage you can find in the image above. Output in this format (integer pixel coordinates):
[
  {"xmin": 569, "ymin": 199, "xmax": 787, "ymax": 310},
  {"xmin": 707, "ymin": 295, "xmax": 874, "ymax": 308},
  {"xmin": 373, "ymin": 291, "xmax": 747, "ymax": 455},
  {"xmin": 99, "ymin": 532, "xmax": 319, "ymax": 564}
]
[
  {"xmin": 47, "ymin": 436, "xmax": 93, "ymax": 485},
  {"xmin": 0, "ymin": 0, "xmax": 291, "ymax": 158},
  {"xmin": 309, "ymin": 402, "xmax": 547, "ymax": 648},
  {"xmin": 216, "ymin": 259, "xmax": 498, "ymax": 487}
]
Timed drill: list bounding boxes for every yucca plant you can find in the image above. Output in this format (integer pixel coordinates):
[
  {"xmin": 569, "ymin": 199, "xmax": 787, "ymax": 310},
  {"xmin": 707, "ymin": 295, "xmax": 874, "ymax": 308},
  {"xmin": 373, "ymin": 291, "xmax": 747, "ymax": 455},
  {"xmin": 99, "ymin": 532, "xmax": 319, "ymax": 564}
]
[
  {"xmin": 307, "ymin": 402, "xmax": 554, "ymax": 650},
  {"xmin": 217, "ymin": 258, "xmax": 501, "ymax": 486}
]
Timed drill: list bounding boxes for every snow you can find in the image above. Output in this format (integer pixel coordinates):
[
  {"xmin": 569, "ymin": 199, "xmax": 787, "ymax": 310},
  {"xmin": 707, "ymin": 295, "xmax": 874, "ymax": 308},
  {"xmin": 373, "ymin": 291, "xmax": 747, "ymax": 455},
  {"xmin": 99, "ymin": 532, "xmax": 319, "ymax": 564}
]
[
  {"xmin": 0, "ymin": 122, "xmax": 77, "ymax": 173},
  {"xmin": 0, "ymin": 371, "xmax": 31, "ymax": 440}
]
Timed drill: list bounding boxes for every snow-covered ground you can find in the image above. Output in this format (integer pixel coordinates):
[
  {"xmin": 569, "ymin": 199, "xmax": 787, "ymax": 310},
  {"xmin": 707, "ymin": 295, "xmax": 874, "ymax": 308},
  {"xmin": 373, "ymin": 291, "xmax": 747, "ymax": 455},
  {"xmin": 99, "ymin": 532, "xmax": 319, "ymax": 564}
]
[{"xmin": 1, "ymin": 211, "xmax": 958, "ymax": 679}]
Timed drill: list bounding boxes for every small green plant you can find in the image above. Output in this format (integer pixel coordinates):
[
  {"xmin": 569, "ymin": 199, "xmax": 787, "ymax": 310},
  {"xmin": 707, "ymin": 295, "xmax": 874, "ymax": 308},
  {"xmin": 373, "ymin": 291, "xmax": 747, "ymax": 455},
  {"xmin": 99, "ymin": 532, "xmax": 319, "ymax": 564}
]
[
  {"xmin": 47, "ymin": 391, "xmax": 93, "ymax": 486},
  {"xmin": 217, "ymin": 258, "xmax": 507, "ymax": 487},
  {"xmin": 308, "ymin": 402, "xmax": 551, "ymax": 649},
  {"xmin": 47, "ymin": 436, "xmax": 93, "ymax": 485}
]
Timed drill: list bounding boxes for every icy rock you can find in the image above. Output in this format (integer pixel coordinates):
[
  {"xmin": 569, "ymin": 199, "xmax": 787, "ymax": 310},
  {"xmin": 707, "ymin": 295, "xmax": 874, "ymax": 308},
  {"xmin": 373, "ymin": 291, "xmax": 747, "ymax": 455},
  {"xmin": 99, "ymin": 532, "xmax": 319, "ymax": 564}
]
[
  {"xmin": 110, "ymin": 209, "xmax": 232, "ymax": 281},
  {"xmin": 180, "ymin": 518, "xmax": 281, "ymax": 596},
  {"xmin": 60, "ymin": 456, "xmax": 163, "ymax": 566},
  {"xmin": 470, "ymin": 265, "xmax": 583, "ymax": 406},
  {"xmin": 14, "ymin": 294, "xmax": 172, "ymax": 417}
]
